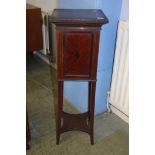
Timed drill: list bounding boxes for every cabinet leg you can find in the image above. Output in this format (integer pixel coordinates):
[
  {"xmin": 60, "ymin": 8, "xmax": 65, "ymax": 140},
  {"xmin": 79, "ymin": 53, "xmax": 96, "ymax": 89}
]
[
  {"xmin": 88, "ymin": 81, "xmax": 91, "ymax": 117},
  {"xmin": 56, "ymin": 81, "xmax": 63, "ymax": 144},
  {"xmin": 88, "ymin": 81, "xmax": 96, "ymax": 145}
]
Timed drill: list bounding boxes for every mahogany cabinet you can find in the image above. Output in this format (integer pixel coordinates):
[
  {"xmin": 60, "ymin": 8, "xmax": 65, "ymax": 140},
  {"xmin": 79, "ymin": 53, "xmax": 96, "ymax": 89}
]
[
  {"xmin": 26, "ymin": 4, "xmax": 43, "ymax": 52},
  {"xmin": 49, "ymin": 9, "xmax": 108, "ymax": 145}
]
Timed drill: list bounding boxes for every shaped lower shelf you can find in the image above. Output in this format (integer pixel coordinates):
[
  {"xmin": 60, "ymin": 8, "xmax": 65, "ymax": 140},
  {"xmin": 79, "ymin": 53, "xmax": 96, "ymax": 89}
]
[{"xmin": 60, "ymin": 111, "xmax": 90, "ymax": 134}]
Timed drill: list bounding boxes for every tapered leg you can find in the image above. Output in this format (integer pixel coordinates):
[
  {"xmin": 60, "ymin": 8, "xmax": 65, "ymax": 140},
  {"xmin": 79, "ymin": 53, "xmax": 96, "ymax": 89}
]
[
  {"xmin": 88, "ymin": 81, "xmax": 96, "ymax": 145},
  {"xmin": 88, "ymin": 82, "xmax": 91, "ymax": 115},
  {"xmin": 56, "ymin": 81, "xmax": 63, "ymax": 144}
]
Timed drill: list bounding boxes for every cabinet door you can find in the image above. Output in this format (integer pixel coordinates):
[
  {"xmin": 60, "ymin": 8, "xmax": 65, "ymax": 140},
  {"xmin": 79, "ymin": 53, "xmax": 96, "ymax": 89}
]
[{"xmin": 63, "ymin": 32, "xmax": 93, "ymax": 78}]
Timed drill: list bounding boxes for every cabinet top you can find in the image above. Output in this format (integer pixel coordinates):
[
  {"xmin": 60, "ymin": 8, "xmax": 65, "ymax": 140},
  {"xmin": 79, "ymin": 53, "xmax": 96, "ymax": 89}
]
[{"xmin": 49, "ymin": 9, "xmax": 108, "ymax": 27}]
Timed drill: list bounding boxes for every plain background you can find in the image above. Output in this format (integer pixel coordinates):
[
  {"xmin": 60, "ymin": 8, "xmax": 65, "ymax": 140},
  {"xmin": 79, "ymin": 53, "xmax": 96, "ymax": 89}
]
[{"xmin": 0, "ymin": 1, "xmax": 155, "ymax": 155}]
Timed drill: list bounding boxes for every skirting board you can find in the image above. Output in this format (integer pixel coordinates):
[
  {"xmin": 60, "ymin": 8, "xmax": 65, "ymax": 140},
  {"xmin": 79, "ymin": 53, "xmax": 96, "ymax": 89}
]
[
  {"xmin": 34, "ymin": 51, "xmax": 57, "ymax": 69},
  {"xmin": 110, "ymin": 105, "xmax": 129, "ymax": 123}
]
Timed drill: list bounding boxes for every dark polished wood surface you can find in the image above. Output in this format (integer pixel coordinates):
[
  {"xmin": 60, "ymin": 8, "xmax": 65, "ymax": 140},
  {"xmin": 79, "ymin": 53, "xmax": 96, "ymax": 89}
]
[
  {"xmin": 63, "ymin": 32, "xmax": 92, "ymax": 78},
  {"xmin": 49, "ymin": 9, "xmax": 108, "ymax": 26},
  {"xmin": 26, "ymin": 3, "xmax": 43, "ymax": 52},
  {"xmin": 49, "ymin": 9, "xmax": 108, "ymax": 145},
  {"xmin": 56, "ymin": 27, "xmax": 101, "ymax": 81}
]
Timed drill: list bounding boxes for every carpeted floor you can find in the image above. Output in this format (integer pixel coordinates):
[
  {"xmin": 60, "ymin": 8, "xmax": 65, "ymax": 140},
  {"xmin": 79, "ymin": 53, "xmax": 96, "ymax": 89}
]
[{"xmin": 26, "ymin": 54, "xmax": 129, "ymax": 155}]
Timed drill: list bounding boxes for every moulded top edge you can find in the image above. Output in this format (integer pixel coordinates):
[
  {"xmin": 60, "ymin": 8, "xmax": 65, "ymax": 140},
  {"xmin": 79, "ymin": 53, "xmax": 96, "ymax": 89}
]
[{"xmin": 49, "ymin": 9, "xmax": 109, "ymax": 25}]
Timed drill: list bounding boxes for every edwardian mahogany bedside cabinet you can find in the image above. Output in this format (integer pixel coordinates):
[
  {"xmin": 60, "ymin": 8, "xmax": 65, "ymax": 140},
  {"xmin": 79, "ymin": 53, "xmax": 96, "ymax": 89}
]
[{"xmin": 49, "ymin": 9, "xmax": 108, "ymax": 145}]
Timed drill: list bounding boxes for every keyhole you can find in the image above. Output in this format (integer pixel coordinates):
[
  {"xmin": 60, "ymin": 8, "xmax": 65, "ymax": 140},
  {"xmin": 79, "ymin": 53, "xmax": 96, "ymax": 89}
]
[{"xmin": 74, "ymin": 51, "xmax": 80, "ymax": 59}]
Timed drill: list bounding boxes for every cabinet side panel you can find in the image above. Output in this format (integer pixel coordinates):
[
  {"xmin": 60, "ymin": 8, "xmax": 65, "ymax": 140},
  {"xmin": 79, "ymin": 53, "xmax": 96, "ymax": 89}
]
[{"xmin": 56, "ymin": 31, "xmax": 64, "ymax": 79}]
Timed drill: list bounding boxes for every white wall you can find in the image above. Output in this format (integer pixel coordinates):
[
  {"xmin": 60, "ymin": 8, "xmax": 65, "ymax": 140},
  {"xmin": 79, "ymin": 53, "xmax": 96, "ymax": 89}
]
[
  {"xmin": 120, "ymin": 0, "xmax": 129, "ymax": 20},
  {"xmin": 26, "ymin": 0, "xmax": 57, "ymax": 12}
]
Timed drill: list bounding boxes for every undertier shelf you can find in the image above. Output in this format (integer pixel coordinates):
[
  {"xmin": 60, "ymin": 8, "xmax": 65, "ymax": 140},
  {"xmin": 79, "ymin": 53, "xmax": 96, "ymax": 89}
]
[{"xmin": 60, "ymin": 111, "xmax": 90, "ymax": 134}]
